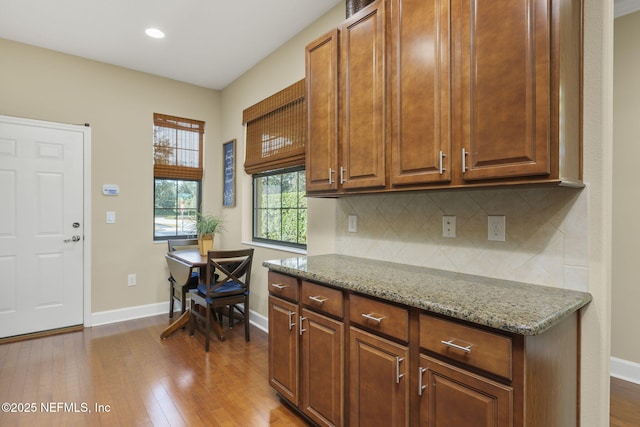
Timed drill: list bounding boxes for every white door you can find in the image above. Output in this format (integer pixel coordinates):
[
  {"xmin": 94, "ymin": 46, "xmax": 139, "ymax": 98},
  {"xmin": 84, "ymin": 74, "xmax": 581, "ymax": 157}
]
[{"xmin": 0, "ymin": 116, "xmax": 86, "ymax": 338}]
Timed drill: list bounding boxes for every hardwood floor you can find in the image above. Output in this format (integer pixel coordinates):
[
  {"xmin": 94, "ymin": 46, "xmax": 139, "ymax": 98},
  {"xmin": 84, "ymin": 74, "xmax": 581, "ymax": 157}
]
[
  {"xmin": 1, "ymin": 315, "xmax": 638, "ymax": 426},
  {"xmin": 0, "ymin": 315, "xmax": 307, "ymax": 427},
  {"xmin": 611, "ymin": 377, "xmax": 640, "ymax": 427}
]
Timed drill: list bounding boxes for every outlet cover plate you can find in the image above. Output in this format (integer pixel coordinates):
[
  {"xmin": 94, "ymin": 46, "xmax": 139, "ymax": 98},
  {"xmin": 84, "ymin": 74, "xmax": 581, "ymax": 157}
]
[
  {"xmin": 442, "ymin": 215, "xmax": 456, "ymax": 238},
  {"xmin": 488, "ymin": 215, "xmax": 506, "ymax": 241}
]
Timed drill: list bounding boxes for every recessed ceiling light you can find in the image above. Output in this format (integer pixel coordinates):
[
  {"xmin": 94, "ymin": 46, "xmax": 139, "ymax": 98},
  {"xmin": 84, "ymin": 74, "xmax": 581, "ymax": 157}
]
[{"xmin": 145, "ymin": 28, "xmax": 165, "ymax": 39}]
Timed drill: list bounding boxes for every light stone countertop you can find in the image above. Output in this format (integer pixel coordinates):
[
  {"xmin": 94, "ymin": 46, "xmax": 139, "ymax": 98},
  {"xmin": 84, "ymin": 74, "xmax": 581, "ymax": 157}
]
[{"xmin": 262, "ymin": 254, "xmax": 592, "ymax": 336}]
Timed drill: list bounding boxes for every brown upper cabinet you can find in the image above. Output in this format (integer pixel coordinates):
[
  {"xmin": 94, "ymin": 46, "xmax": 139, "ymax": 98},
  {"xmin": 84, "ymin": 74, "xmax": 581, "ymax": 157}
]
[
  {"xmin": 306, "ymin": 1, "xmax": 387, "ymax": 194},
  {"xmin": 306, "ymin": 0, "xmax": 583, "ymax": 196}
]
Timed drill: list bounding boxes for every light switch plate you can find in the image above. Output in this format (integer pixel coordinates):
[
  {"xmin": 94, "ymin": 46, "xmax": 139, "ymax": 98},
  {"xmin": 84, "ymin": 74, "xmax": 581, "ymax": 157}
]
[
  {"xmin": 348, "ymin": 215, "xmax": 357, "ymax": 233},
  {"xmin": 106, "ymin": 211, "xmax": 116, "ymax": 224}
]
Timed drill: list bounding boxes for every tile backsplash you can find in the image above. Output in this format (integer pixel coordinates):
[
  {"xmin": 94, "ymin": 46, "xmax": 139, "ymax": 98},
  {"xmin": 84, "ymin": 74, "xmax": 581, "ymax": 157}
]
[{"xmin": 335, "ymin": 186, "xmax": 589, "ymax": 291}]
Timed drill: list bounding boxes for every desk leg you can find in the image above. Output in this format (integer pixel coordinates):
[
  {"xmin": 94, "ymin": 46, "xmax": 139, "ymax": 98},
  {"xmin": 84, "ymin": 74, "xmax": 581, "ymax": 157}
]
[{"xmin": 160, "ymin": 310, "xmax": 190, "ymax": 339}]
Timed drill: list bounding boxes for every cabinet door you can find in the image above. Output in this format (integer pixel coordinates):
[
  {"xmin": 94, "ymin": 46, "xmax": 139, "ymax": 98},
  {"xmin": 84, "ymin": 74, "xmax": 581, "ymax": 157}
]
[
  {"xmin": 350, "ymin": 327, "xmax": 409, "ymax": 427},
  {"xmin": 300, "ymin": 309, "xmax": 344, "ymax": 427},
  {"xmin": 418, "ymin": 354, "xmax": 513, "ymax": 427},
  {"xmin": 340, "ymin": 0, "xmax": 387, "ymax": 190},
  {"xmin": 457, "ymin": 0, "xmax": 551, "ymax": 181},
  {"xmin": 306, "ymin": 29, "xmax": 340, "ymax": 193},
  {"xmin": 390, "ymin": 0, "xmax": 451, "ymax": 186},
  {"xmin": 268, "ymin": 296, "xmax": 299, "ymax": 404}
]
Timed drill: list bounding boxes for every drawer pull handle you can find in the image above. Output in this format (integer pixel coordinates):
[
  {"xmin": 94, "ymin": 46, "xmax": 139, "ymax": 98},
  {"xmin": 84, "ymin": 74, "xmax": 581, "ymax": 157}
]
[
  {"xmin": 287, "ymin": 311, "xmax": 296, "ymax": 331},
  {"xmin": 271, "ymin": 283, "xmax": 288, "ymax": 290},
  {"xmin": 361, "ymin": 313, "xmax": 385, "ymax": 324},
  {"xmin": 440, "ymin": 339, "xmax": 472, "ymax": 353},
  {"xmin": 396, "ymin": 357, "xmax": 405, "ymax": 384},
  {"xmin": 299, "ymin": 316, "xmax": 307, "ymax": 336},
  {"xmin": 418, "ymin": 367, "xmax": 427, "ymax": 396},
  {"xmin": 309, "ymin": 295, "xmax": 327, "ymax": 304}
]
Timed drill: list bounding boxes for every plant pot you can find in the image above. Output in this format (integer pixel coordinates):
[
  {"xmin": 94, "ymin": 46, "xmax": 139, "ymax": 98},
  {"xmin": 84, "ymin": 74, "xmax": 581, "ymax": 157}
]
[{"xmin": 198, "ymin": 235, "xmax": 214, "ymax": 256}]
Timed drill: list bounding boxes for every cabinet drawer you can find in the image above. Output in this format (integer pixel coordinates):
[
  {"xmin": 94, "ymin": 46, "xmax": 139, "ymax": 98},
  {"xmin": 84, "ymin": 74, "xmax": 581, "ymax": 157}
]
[
  {"xmin": 268, "ymin": 272, "xmax": 299, "ymax": 302},
  {"xmin": 350, "ymin": 294, "xmax": 409, "ymax": 342},
  {"xmin": 420, "ymin": 314, "xmax": 512, "ymax": 380},
  {"xmin": 301, "ymin": 281, "xmax": 344, "ymax": 319}
]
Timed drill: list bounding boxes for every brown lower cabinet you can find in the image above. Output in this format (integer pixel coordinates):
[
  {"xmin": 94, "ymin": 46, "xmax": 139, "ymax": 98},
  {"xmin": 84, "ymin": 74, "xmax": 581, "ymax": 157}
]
[
  {"xmin": 268, "ymin": 273, "xmax": 345, "ymax": 427},
  {"xmin": 419, "ymin": 355, "xmax": 513, "ymax": 427},
  {"xmin": 349, "ymin": 327, "xmax": 409, "ymax": 426},
  {"xmin": 268, "ymin": 271, "xmax": 581, "ymax": 427}
]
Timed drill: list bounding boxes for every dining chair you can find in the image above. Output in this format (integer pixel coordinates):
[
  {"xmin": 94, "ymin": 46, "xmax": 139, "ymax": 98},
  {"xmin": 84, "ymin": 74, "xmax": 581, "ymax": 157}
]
[
  {"xmin": 189, "ymin": 248, "xmax": 254, "ymax": 352},
  {"xmin": 166, "ymin": 238, "xmax": 199, "ymax": 318}
]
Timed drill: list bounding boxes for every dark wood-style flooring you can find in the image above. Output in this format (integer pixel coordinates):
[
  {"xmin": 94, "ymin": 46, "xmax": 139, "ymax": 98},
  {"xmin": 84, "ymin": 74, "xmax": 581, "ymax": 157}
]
[{"xmin": 0, "ymin": 315, "xmax": 638, "ymax": 426}]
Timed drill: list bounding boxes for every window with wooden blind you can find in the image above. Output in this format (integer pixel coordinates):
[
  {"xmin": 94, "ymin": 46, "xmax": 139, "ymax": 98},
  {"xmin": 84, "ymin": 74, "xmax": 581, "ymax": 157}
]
[
  {"xmin": 153, "ymin": 113, "xmax": 204, "ymax": 240},
  {"xmin": 243, "ymin": 79, "xmax": 306, "ymax": 174},
  {"xmin": 244, "ymin": 80, "xmax": 307, "ymax": 249}
]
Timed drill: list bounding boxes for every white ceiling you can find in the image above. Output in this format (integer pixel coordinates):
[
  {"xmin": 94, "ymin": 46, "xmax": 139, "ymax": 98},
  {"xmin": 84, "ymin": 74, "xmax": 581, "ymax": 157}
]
[{"xmin": 0, "ymin": 0, "xmax": 342, "ymax": 90}]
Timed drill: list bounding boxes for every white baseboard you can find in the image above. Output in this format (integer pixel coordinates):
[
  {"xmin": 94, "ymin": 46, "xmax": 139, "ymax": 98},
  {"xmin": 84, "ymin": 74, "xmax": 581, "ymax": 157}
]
[
  {"xmin": 611, "ymin": 356, "xmax": 640, "ymax": 385},
  {"xmin": 91, "ymin": 301, "xmax": 269, "ymax": 335},
  {"xmin": 91, "ymin": 302, "xmax": 171, "ymax": 326}
]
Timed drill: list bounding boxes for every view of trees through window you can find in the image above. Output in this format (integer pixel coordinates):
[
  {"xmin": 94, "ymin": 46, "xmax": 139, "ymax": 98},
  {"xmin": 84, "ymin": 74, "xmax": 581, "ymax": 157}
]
[
  {"xmin": 154, "ymin": 179, "xmax": 200, "ymax": 239},
  {"xmin": 254, "ymin": 168, "xmax": 306, "ymax": 248}
]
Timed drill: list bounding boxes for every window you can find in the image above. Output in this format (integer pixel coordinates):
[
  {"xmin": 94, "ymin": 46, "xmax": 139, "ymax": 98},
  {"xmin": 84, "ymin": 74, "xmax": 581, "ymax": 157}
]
[
  {"xmin": 153, "ymin": 113, "xmax": 204, "ymax": 240},
  {"xmin": 253, "ymin": 168, "xmax": 306, "ymax": 248},
  {"xmin": 243, "ymin": 80, "xmax": 307, "ymax": 248}
]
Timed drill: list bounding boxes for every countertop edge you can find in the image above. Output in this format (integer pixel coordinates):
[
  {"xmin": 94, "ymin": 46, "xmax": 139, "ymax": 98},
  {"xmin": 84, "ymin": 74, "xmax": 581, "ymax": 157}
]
[{"xmin": 263, "ymin": 257, "xmax": 592, "ymax": 336}]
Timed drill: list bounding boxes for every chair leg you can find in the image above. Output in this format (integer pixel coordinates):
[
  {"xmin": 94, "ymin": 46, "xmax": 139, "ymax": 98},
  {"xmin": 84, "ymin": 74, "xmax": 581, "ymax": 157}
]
[
  {"xmin": 189, "ymin": 303, "xmax": 195, "ymax": 337},
  {"xmin": 244, "ymin": 300, "xmax": 250, "ymax": 342},
  {"xmin": 205, "ymin": 304, "xmax": 211, "ymax": 352},
  {"xmin": 229, "ymin": 305, "xmax": 234, "ymax": 329},
  {"xmin": 169, "ymin": 283, "xmax": 175, "ymax": 319},
  {"xmin": 180, "ymin": 287, "xmax": 188, "ymax": 314}
]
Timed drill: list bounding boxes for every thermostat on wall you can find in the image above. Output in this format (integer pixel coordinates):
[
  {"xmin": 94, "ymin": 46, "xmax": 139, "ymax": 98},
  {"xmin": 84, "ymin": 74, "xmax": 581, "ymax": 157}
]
[{"xmin": 102, "ymin": 184, "xmax": 120, "ymax": 196}]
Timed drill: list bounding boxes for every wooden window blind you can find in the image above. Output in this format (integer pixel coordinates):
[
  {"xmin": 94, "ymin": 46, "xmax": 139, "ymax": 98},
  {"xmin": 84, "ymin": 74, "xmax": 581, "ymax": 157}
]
[
  {"xmin": 243, "ymin": 79, "xmax": 306, "ymax": 174},
  {"xmin": 153, "ymin": 113, "xmax": 204, "ymax": 180}
]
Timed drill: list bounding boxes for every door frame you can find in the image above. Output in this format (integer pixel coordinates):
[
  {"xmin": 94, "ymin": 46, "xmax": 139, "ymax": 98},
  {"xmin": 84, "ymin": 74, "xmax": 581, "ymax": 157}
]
[{"xmin": 0, "ymin": 114, "xmax": 92, "ymax": 327}]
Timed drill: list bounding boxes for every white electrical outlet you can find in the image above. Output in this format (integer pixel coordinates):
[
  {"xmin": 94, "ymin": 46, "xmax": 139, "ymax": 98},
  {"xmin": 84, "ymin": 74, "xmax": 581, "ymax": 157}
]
[
  {"xmin": 348, "ymin": 215, "xmax": 357, "ymax": 233},
  {"xmin": 488, "ymin": 215, "xmax": 506, "ymax": 241},
  {"xmin": 442, "ymin": 215, "xmax": 456, "ymax": 238},
  {"xmin": 127, "ymin": 274, "xmax": 136, "ymax": 286}
]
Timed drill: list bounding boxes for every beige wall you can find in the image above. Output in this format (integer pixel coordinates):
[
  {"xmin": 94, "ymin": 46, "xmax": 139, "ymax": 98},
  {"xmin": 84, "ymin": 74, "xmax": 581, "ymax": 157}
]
[
  {"xmin": 0, "ymin": 38, "xmax": 222, "ymax": 313},
  {"xmin": 613, "ymin": 11, "xmax": 640, "ymax": 365}
]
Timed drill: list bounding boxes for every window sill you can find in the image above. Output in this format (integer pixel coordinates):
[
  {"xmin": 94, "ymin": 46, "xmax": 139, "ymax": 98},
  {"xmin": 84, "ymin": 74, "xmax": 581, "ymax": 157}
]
[{"xmin": 242, "ymin": 240, "xmax": 307, "ymax": 255}]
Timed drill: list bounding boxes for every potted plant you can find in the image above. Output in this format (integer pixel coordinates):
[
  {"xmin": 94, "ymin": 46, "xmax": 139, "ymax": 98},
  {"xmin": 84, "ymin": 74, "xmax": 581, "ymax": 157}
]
[{"xmin": 193, "ymin": 213, "xmax": 224, "ymax": 256}]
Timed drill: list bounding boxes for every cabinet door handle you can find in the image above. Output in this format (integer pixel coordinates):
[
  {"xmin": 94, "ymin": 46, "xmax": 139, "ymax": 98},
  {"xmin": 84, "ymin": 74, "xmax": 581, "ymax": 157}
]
[
  {"xmin": 308, "ymin": 295, "xmax": 327, "ymax": 304},
  {"xmin": 299, "ymin": 316, "xmax": 307, "ymax": 335},
  {"xmin": 418, "ymin": 367, "xmax": 427, "ymax": 396},
  {"xmin": 271, "ymin": 283, "xmax": 287, "ymax": 290},
  {"xmin": 329, "ymin": 168, "xmax": 335, "ymax": 184},
  {"xmin": 440, "ymin": 339, "xmax": 472, "ymax": 353},
  {"xmin": 462, "ymin": 148, "xmax": 468, "ymax": 173},
  {"xmin": 339, "ymin": 166, "xmax": 346, "ymax": 184},
  {"xmin": 287, "ymin": 311, "xmax": 296, "ymax": 331},
  {"xmin": 439, "ymin": 151, "xmax": 446, "ymax": 175},
  {"xmin": 361, "ymin": 313, "xmax": 385, "ymax": 324},
  {"xmin": 396, "ymin": 356, "xmax": 405, "ymax": 384}
]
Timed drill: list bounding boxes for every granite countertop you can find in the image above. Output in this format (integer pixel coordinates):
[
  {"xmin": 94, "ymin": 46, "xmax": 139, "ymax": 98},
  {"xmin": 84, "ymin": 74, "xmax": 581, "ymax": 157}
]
[{"xmin": 262, "ymin": 254, "xmax": 592, "ymax": 336}]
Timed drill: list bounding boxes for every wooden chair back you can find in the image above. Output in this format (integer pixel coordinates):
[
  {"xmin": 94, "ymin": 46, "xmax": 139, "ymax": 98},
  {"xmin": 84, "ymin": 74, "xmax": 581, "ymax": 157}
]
[
  {"xmin": 204, "ymin": 249, "xmax": 254, "ymax": 297},
  {"xmin": 167, "ymin": 238, "xmax": 198, "ymax": 252}
]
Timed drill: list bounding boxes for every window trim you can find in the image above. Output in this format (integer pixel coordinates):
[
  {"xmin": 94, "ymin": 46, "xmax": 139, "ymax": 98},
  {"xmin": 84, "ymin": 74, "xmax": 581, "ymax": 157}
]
[
  {"xmin": 252, "ymin": 166, "xmax": 307, "ymax": 250},
  {"xmin": 153, "ymin": 178, "xmax": 202, "ymax": 241}
]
